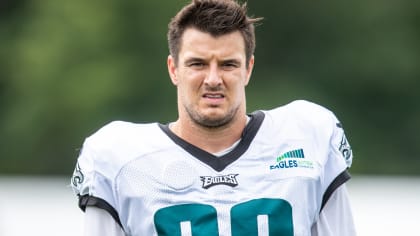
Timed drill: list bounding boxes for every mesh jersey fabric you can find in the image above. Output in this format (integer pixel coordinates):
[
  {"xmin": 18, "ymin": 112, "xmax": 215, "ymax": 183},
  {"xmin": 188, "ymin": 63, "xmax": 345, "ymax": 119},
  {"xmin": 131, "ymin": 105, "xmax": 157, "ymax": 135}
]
[{"xmin": 71, "ymin": 100, "xmax": 353, "ymax": 235}]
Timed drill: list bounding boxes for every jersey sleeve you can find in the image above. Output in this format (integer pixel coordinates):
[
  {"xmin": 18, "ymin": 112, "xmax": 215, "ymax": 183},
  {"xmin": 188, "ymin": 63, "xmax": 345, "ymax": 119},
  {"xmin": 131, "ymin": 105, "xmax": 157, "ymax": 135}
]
[
  {"xmin": 311, "ymin": 184, "xmax": 356, "ymax": 236},
  {"xmin": 284, "ymin": 100, "xmax": 353, "ymax": 211},
  {"xmin": 84, "ymin": 207, "xmax": 126, "ymax": 236},
  {"xmin": 71, "ymin": 124, "xmax": 123, "ymax": 228},
  {"xmin": 320, "ymin": 110, "xmax": 353, "ymax": 211}
]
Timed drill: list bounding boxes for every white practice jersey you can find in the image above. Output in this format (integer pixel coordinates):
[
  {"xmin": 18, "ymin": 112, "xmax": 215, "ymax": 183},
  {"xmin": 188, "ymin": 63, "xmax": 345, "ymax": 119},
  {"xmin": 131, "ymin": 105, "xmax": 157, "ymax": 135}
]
[{"xmin": 71, "ymin": 100, "xmax": 353, "ymax": 236}]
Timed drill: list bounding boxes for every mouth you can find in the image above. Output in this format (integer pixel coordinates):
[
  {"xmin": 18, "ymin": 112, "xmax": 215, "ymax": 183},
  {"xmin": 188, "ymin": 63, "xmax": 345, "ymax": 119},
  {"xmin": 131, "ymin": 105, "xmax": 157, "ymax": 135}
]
[
  {"xmin": 203, "ymin": 93, "xmax": 225, "ymax": 99},
  {"xmin": 202, "ymin": 93, "xmax": 225, "ymax": 106}
]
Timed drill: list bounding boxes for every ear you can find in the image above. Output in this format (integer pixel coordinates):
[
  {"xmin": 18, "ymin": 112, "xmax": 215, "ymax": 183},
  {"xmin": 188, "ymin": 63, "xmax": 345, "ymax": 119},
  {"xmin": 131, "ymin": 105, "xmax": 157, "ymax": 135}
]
[
  {"xmin": 167, "ymin": 55, "xmax": 178, "ymax": 86},
  {"xmin": 244, "ymin": 55, "xmax": 255, "ymax": 86}
]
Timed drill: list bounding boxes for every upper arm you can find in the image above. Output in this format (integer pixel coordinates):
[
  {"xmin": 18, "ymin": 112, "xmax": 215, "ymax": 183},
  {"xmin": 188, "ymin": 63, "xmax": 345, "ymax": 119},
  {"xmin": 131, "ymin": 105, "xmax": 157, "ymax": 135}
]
[
  {"xmin": 312, "ymin": 184, "xmax": 356, "ymax": 236},
  {"xmin": 71, "ymin": 130, "xmax": 123, "ymax": 230},
  {"xmin": 84, "ymin": 207, "xmax": 126, "ymax": 236}
]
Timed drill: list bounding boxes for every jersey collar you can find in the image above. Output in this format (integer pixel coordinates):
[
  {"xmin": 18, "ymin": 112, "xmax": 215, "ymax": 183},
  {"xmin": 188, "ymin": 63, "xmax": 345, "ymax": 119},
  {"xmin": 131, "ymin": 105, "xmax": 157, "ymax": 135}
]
[{"xmin": 159, "ymin": 111, "xmax": 265, "ymax": 172}]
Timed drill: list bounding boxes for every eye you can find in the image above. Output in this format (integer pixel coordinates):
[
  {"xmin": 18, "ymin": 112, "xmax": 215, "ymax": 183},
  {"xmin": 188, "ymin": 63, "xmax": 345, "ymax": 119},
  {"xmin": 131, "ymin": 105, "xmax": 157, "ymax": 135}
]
[
  {"xmin": 190, "ymin": 62, "xmax": 204, "ymax": 68},
  {"xmin": 186, "ymin": 61, "xmax": 206, "ymax": 70},
  {"xmin": 221, "ymin": 62, "xmax": 239, "ymax": 70}
]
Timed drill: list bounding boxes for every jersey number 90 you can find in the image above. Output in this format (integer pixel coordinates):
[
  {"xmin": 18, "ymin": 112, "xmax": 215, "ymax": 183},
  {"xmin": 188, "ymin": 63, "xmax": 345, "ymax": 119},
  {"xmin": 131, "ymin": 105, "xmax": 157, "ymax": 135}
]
[{"xmin": 154, "ymin": 198, "xmax": 293, "ymax": 236}]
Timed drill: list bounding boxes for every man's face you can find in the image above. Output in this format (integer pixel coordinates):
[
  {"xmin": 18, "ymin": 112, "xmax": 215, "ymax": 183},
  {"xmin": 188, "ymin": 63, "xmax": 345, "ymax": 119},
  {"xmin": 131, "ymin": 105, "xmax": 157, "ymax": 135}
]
[{"xmin": 168, "ymin": 28, "xmax": 254, "ymax": 128}]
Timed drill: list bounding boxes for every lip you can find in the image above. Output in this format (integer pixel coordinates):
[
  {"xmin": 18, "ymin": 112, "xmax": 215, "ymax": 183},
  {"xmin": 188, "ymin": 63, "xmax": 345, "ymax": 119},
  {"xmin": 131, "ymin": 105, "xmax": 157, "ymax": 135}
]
[
  {"xmin": 202, "ymin": 93, "xmax": 225, "ymax": 105},
  {"xmin": 202, "ymin": 93, "xmax": 225, "ymax": 99}
]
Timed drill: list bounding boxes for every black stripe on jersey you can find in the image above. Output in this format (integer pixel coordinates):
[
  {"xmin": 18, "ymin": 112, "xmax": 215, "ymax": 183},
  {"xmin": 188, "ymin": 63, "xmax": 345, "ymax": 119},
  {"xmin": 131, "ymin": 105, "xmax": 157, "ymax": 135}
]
[
  {"xmin": 320, "ymin": 169, "xmax": 351, "ymax": 211},
  {"xmin": 159, "ymin": 111, "xmax": 265, "ymax": 172},
  {"xmin": 78, "ymin": 194, "xmax": 123, "ymax": 229}
]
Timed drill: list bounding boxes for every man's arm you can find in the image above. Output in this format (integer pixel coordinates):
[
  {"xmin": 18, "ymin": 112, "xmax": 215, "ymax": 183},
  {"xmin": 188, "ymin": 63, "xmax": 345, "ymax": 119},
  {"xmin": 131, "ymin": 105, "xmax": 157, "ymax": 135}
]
[
  {"xmin": 311, "ymin": 184, "xmax": 357, "ymax": 236},
  {"xmin": 84, "ymin": 207, "xmax": 126, "ymax": 236}
]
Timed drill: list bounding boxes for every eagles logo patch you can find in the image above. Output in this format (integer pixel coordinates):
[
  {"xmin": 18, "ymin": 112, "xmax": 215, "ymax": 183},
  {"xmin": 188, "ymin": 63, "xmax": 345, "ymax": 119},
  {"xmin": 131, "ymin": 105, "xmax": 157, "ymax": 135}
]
[
  {"xmin": 339, "ymin": 134, "xmax": 352, "ymax": 164},
  {"xmin": 336, "ymin": 122, "xmax": 352, "ymax": 165},
  {"xmin": 71, "ymin": 162, "xmax": 85, "ymax": 189},
  {"xmin": 200, "ymin": 174, "xmax": 239, "ymax": 189}
]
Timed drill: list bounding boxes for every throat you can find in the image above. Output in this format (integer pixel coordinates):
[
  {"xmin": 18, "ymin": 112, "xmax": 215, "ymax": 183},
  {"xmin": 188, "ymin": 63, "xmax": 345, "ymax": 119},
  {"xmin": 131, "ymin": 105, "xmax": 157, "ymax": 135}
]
[
  {"xmin": 169, "ymin": 116, "xmax": 250, "ymax": 154},
  {"xmin": 212, "ymin": 139, "xmax": 241, "ymax": 157}
]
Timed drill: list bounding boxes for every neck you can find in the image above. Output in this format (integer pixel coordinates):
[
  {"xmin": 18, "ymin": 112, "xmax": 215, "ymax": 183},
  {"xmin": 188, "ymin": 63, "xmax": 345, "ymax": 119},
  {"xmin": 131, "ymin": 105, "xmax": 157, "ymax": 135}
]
[{"xmin": 170, "ymin": 114, "xmax": 248, "ymax": 154}]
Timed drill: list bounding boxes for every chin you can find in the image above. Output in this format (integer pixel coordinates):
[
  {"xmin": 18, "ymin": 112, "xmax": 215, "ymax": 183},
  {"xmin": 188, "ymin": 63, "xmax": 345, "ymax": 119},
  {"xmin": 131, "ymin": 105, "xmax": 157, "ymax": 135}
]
[
  {"xmin": 197, "ymin": 111, "xmax": 236, "ymax": 128},
  {"xmin": 185, "ymin": 104, "xmax": 239, "ymax": 128}
]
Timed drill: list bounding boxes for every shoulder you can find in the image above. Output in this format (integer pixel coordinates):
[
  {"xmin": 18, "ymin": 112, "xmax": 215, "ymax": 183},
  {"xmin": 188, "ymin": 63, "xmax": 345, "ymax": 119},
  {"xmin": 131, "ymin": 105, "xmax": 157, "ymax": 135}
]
[
  {"xmin": 264, "ymin": 100, "xmax": 338, "ymax": 134},
  {"xmin": 260, "ymin": 100, "xmax": 349, "ymax": 164},
  {"xmin": 80, "ymin": 120, "xmax": 167, "ymax": 173},
  {"xmin": 85, "ymin": 120, "xmax": 162, "ymax": 150},
  {"xmin": 72, "ymin": 120, "xmax": 168, "ymax": 195},
  {"xmin": 270, "ymin": 100, "xmax": 334, "ymax": 118},
  {"xmin": 86, "ymin": 120, "xmax": 156, "ymax": 143}
]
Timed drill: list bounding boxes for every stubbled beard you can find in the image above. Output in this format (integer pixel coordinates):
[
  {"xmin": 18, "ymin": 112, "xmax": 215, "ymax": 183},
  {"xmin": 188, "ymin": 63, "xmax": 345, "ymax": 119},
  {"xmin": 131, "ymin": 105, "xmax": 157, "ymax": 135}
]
[{"xmin": 184, "ymin": 104, "xmax": 240, "ymax": 129}]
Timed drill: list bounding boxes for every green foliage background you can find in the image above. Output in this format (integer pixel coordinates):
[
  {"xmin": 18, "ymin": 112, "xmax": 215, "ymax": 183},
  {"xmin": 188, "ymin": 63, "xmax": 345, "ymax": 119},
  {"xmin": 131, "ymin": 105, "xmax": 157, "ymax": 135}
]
[{"xmin": 1, "ymin": 0, "xmax": 419, "ymax": 175}]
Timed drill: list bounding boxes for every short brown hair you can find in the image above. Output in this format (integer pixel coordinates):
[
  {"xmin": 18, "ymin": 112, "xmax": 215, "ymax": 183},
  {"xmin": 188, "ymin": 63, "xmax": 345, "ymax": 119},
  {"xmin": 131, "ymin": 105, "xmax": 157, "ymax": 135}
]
[{"xmin": 168, "ymin": 0, "xmax": 262, "ymax": 66}]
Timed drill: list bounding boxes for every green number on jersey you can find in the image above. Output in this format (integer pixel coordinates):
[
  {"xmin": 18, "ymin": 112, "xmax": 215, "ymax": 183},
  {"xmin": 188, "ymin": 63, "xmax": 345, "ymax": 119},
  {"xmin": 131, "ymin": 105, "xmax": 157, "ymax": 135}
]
[
  {"xmin": 231, "ymin": 198, "xmax": 293, "ymax": 235},
  {"xmin": 154, "ymin": 198, "xmax": 293, "ymax": 235}
]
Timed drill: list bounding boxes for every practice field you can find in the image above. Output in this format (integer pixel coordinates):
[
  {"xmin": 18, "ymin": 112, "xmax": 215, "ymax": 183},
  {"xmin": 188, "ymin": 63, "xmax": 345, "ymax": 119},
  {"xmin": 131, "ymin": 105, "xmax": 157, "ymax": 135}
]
[{"xmin": 0, "ymin": 176, "xmax": 419, "ymax": 236}]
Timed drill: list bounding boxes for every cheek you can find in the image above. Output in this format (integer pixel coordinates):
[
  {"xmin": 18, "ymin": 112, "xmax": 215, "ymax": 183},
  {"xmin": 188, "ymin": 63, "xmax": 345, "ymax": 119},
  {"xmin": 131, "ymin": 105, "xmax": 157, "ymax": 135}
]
[
  {"xmin": 186, "ymin": 75, "xmax": 206, "ymax": 94},
  {"xmin": 227, "ymin": 72, "xmax": 248, "ymax": 92},
  {"xmin": 177, "ymin": 73, "xmax": 202, "ymax": 99},
  {"xmin": 233, "ymin": 78, "xmax": 248, "ymax": 101}
]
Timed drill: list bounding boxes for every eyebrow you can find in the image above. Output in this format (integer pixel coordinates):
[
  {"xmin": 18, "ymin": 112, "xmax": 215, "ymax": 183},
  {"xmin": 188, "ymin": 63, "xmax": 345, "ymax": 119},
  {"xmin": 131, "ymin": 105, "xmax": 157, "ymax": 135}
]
[
  {"xmin": 184, "ymin": 57, "xmax": 205, "ymax": 65},
  {"xmin": 222, "ymin": 59, "xmax": 241, "ymax": 65},
  {"xmin": 184, "ymin": 57, "xmax": 242, "ymax": 66}
]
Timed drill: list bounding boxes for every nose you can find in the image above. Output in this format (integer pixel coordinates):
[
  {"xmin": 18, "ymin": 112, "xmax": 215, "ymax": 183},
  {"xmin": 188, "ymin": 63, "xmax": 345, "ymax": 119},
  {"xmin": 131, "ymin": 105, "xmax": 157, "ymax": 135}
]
[{"xmin": 204, "ymin": 63, "xmax": 222, "ymax": 87}]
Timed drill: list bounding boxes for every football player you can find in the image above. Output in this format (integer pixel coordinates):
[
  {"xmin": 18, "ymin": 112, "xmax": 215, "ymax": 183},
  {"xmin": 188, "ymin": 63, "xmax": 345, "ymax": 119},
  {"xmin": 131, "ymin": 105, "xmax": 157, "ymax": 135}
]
[{"xmin": 71, "ymin": 0, "xmax": 356, "ymax": 235}]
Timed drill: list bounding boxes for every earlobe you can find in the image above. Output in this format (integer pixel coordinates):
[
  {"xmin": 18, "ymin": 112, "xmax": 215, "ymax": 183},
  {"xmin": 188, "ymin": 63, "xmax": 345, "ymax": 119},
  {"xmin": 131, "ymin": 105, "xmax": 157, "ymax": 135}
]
[{"xmin": 167, "ymin": 55, "xmax": 178, "ymax": 86}]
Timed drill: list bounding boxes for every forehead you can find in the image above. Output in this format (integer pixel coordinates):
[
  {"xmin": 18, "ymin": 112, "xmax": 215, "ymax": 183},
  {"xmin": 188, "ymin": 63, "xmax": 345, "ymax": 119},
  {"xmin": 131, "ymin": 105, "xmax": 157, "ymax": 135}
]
[{"xmin": 179, "ymin": 28, "xmax": 246, "ymax": 60}]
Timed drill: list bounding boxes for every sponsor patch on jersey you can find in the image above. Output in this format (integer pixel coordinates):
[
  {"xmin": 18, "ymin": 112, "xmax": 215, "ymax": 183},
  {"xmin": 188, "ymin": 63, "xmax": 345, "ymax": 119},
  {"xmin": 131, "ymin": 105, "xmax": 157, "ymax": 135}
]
[
  {"xmin": 200, "ymin": 174, "xmax": 239, "ymax": 189},
  {"xmin": 270, "ymin": 148, "xmax": 314, "ymax": 170}
]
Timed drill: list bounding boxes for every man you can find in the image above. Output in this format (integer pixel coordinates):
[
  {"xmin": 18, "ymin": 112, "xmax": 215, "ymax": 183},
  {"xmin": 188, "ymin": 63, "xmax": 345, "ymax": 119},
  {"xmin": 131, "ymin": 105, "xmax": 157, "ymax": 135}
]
[{"xmin": 71, "ymin": 0, "xmax": 356, "ymax": 235}]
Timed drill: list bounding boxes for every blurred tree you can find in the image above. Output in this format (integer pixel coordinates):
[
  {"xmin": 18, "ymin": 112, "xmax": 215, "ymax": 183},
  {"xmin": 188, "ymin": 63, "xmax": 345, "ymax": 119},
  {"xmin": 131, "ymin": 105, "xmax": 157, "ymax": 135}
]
[
  {"xmin": 248, "ymin": 0, "xmax": 420, "ymax": 175},
  {"xmin": 0, "ymin": 0, "xmax": 181, "ymax": 174},
  {"xmin": 0, "ymin": 0, "xmax": 419, "ymax": 175}
]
